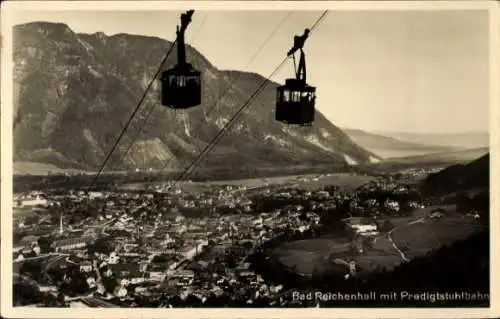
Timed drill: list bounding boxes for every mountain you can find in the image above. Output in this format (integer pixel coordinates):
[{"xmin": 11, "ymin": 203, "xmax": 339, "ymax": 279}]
[
  {"xmin": 13, "ymin": 22, "xmax": 379, "ymax": 173},
  {"xmin": 373, "ymin": 131, "xmax": 489, "ymax": 150},
  {"xmin": 343, "ymin": 128, "xmax": 459, "ymax": 159},
  {"xmin": 423, "ymin": 153, "xmax": 489, "ymax": 195},
  {"xmin": 385, "ymin": 147, "xmax": 489, "ymax": 166}
]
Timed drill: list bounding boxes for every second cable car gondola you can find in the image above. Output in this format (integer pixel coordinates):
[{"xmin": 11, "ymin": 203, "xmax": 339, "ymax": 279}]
[
  {"xmin": 275, "ymin": 28, "xmax": 316, "ymax": 126},
  {"xmin": 160, "ymin": 10, "xmax": 202, "ymax": 109}
]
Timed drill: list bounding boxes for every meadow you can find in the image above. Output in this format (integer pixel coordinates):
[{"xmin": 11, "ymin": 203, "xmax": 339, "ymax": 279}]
[{"xmin": 271, "ymin": 206, "xmax": 485, "ymax": 279}]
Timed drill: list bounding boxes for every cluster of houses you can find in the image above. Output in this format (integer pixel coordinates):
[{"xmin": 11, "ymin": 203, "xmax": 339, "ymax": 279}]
[
  {"xmin": 13, "ymin": 171, "xmax": 436, "ymax": 306},
  {"xmin": 13, "ymin": 192, "xmax": 49, "ymax": 208}
]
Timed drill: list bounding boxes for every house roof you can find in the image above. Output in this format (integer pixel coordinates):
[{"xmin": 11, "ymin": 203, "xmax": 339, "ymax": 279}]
[
  {"xmin": 52, "ymin": 236, "xmax": 94, "ymax": 247},
  {"xmin": 20, "ymin": 235, "xmax": 40, "ymax": 243},
  {"xmin": 109, "ymin": 263, "xmax": 142, "ymax": 278},
  {"xmin": 173, "ymin": 270, "xmax": 194, "ymax": 277}
]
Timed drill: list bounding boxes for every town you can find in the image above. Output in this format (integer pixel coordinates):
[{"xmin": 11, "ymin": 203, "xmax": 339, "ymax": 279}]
[{"xmin": 12, "ymin": 168, "xmax": 485, "ymax": 308}]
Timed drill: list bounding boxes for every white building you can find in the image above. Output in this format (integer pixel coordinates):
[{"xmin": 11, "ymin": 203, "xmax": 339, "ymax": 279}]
[
  {"xmin": 51, "ymin": 236, "xmax": 94, "ymax": 251},
  {"xmin": 343, "ymin": 217, "xmax": 379, "ymax": 236},
  {"xmin": 80, "ymin": 261, "xmax": 93, "ymax": 273},
  {"xmin": 148, "ymin": 271, "xmax": 165, "ymax": 282},
  {"xmin": 352, "ymin": 224, "xmax": 377, "ymax": 233},
  {"xmin": 18, "ymin": 196, "xmax": 48, "ymax": 207},
  {"xmin": 89, "ymin": 191, "xmax": 104, "ymax": 199}
]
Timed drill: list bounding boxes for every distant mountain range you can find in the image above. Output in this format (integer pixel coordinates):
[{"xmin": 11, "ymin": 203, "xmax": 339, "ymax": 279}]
[
  {"xmin": 343, "ymin": 128, "xmax": 464, "ymax": 159},
  {"xmin": 372, "ymin": 131, "xmax": 489, "ymax": 150},
  {"xmin": 384, "ymin": 147, "xmax": 489, "ymax": 166},
  {"xmin": 13, "ymin": 21, "xmax": 380, "ymax": 172}
]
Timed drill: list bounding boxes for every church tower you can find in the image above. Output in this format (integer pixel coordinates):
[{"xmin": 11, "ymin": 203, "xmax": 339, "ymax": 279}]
[{"xmin": 59, "ymin": 213, "xmax": 64, "ymax": 236}]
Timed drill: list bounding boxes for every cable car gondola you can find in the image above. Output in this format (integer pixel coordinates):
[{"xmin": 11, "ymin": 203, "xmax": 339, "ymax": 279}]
[
  {"xmin": 160, "ymin": 10, "xmax": 202, "ymax": 109},
  {"xmin": 275, "ymin": 28, "xmax": 316, "ymax": 126}
]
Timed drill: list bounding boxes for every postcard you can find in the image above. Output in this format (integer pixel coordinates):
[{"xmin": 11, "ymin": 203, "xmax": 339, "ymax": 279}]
[{"xmin": 1, "ymin": 1, "xmax": 498, "ymax": 318}]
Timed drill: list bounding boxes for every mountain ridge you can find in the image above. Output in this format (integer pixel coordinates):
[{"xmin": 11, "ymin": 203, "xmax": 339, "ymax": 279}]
[
  {"xmin": 13, "ymin": 21, "xmax": 379, "ymax": 172},
  {"xmin": 343, "ymin": 128, "xmax": 461, "ymax": 159},
  {"xmin": 371, "ymin": 130, "xmax": 489, "ymax": 150},
  {"xmin": 423, "ymin": 153, "xmax": 489, "ymax": 195}
]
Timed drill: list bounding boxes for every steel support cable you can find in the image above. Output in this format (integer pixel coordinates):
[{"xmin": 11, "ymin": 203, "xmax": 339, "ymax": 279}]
[
  {"xmin": 173, "ymin": 58, "xmax": 289, "ymax": 184},
  {"xmin": 146, "ymin": 58, "xmax": 287, "ymax": 212},
  {"xmin": 171, "ymin": 10, "xmax": 329, "ymax": 185},
  {"xmin": 112, "ymin": 99, "xmax": 158, "ymax": 171},
  {"xmin": 88, "ymin": 39, "xmax": 177, "ymax": 187},
  {"xmin": 115, "ymin": 14, "xmax": 212, "ymax": 170},
  {"xmin": 190, "ymin": 13, "xmax": 208, "ymax": 42},
  {"xmin": 202, "ymin": 11, "xmax": 292, "ymax": 119},
  {"xmin": 147, "ymin": 11, "xmax": 293, "ymax": 183}
]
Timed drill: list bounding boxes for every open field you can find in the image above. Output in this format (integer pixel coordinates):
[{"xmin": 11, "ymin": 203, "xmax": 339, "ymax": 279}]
[
  {"xmin": 282, "ymin": 173, "xmax": 375, "ymax": 191},
  {"xmin": 385, "ymin": 147, "xmax": 488, "ymax": 164},
  {"xmin": 13, "ymin": 161, "xmax": 132, "ymax": 176},
  {"xmin": 122, "ymin": 172, "xmax": 377, "ymax": 193},
  {"xmin": 391, "ymin": 216, "xmax": 482, "ymax": 260},
  {"xmin": 272, "ymin": 234, "xmax": 403, "ymax": 277},
  {"xmin": 14, "ymin": 161, "xmax": 81, "ymax": 176},
  {"xmin": 273, "ymin": 237, "xmax": 351, "ymax": 276},
  {"xmin": 272, "ymin": 205, "xmax": 484, "ymax": 278},
  {"xmin": 122, "ymin": 174, "xmax": 308, "ymax": 190},
  {"xmin": 350, "ymin": 238, "xmax": 403, "ymax": 273}
]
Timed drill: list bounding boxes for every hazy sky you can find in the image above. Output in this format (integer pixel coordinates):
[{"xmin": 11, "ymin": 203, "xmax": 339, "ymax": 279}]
[{"xmin": 10, "ymin": 9, "xmax": 490, "ymax": 133}]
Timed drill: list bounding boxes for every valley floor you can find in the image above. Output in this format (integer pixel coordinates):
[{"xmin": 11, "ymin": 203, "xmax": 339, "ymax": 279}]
[{"xmin": 271, "ymin": 204, "xmax": 483, "ymax": 279}]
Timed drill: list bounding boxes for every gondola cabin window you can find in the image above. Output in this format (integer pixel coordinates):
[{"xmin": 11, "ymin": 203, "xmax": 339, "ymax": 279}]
[
  {"xmin": 177, "ymin": 75, "xmax": 186, "ymax": 87},
  {"xmin": 279, "ymin": 90, "xmax": 306, "ymax": 103},
  {"xmin": 284, "ymin": 90, "xmax": 291, "ymax": 102},
  {"xmin": 168, "ymin": 75, "xmax": 176, "ymax": 86},
  {"xmin": 302, "ymin": 91, "xmax": 314, "ymax": 102},
  {"xmin": 168, "ymin": 75, "xmax": 200, "ymax": 88},
  {"xmin": 278, "ymin": 89, "xmax": 292, "ymax": 103},
  {"xmin": 186, "ymin": 76, "xmax": 200, "ymax": 86}
]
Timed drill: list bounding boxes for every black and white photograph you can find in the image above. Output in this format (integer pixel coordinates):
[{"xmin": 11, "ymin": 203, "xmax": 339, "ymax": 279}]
[{"xmin": 1, "ymin": 0, "xmax": 498, "ymax": 317}]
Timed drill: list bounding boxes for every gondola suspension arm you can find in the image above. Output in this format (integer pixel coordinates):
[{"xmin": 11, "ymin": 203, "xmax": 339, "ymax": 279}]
[{"xmin": 177, "ymin": 10, "xmax": 195, "ymax": 67}]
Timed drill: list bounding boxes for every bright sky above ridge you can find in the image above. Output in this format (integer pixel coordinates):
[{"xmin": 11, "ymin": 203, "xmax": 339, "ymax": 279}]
[{"xmin": 11, "ymin": 9, "xmax": 490, "ymax": 134}]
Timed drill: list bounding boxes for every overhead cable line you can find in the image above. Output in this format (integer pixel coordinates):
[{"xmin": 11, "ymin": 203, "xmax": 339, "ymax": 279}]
[
  {"xmin": 203, "ymin": 11, "xmax": 293, "ymax": 118},
  {"xmin": 171, "ymin": 10, "xmax": 329, "ymax": 185},
  {"xmin": 88, "ymin": 39, "xmax": 177, "ymax": 188},
  {"xmin": 173, "ymin": 58, "xmax": 289, "ymax": 184},
  {"xmin": 148, "ymin": 11, "xmax": 294, "ymax": 183},
  {"xmin": 113, "ymin": 13, "xmax": 212, "ymax": 171},
  {"xmin": 190, "ymin": 13, "xmax": 208, "ymax": 43}
]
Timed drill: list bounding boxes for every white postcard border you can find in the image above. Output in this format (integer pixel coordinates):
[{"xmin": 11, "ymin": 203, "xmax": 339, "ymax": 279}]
[{"xmin": 1, "ymin": 1, "xmax": 498, "ymax": 318}]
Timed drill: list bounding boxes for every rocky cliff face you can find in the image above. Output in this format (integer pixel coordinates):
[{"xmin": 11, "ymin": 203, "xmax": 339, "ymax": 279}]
[{"xmin": 13, "ymin": 21, "xmax": 378, "ymax": 171}]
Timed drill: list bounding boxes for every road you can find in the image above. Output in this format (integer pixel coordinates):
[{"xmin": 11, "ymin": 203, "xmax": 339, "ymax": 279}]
[
  {"xmin": 318, "ymin": 214, "xmax": 427, "ymax": 271},
  {"xmin": 387, "ymin": 229, "xmax": 409, "ymax": 262},
  {"xmin": 386, "ymin": 216, "xmax": 426, "ymax": 262}
]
